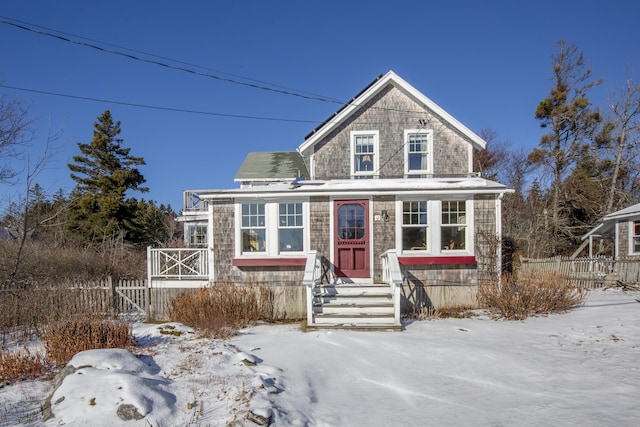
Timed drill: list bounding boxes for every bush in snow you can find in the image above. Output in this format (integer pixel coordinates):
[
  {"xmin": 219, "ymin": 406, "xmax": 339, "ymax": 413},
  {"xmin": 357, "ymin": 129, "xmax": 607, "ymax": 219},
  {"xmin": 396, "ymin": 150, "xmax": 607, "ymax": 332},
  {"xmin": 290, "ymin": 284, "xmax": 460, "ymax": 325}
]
[
  {"xmin": 478, "ymin": 271, "xmax": 586, "ymax": 320},
  {"xmin": 167, "ymin": 282, "xmax": 275, "ymax": 338},
  {"xmin": 43, "ymin": 319, "xmax": 133, "ymax": 366}
]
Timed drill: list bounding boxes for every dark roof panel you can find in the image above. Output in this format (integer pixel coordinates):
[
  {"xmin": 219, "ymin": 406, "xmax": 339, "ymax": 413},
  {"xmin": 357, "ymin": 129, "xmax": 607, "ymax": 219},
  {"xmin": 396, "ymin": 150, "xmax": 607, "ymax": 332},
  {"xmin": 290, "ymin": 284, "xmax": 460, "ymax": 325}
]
[{"xmin": 234, "ymin": 151, "xmax": 309, "ymax": 181}]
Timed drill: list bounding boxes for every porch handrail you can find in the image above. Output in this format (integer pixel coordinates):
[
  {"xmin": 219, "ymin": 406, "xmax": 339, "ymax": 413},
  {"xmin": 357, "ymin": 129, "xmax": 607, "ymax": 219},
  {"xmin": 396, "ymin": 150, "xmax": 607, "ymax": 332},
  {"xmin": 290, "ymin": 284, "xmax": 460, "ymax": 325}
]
[
  {"xmin": 381, "ymin": 249, "xmax": 402, "ymax": 325},
  {"xmin": 147, "ymin": 247, "xmax": 209, "ymax": 279},
  {"xmin": 303, "ymin": 250, "xmax": 322, "ymax": 325}
]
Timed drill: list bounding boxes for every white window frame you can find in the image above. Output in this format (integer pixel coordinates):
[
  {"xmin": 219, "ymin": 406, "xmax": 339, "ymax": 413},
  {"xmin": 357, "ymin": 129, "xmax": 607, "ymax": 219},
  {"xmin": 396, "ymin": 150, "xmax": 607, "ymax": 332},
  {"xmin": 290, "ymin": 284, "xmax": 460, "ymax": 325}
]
[
  {"xmin": 399, "ymin": 200, "xmax": 429, "ymax": 253},
  {"xmin": 351, "ymin": 130, "xmax": 379, "ymax": 179},
  {"xmin": 235, "ymin": 199, "xmax": 309, "ymax": 257},
  {"xmin": 630, "ymin": 220, "xmax": 640, "ymax": 255},
  {"xmin": 186, "ymin": 223, "xmax": 208, "ymax": 248},
  {"xmin": 404, "ymin": 129, "xmax": 433, "ymax": 178},
  {"xmin": 278, "ymin": 202, "xmax": 305, "ymax": 253},
  {"xmin": 395, "ymin": 197, "xmax": 474, "ymax": 256}
]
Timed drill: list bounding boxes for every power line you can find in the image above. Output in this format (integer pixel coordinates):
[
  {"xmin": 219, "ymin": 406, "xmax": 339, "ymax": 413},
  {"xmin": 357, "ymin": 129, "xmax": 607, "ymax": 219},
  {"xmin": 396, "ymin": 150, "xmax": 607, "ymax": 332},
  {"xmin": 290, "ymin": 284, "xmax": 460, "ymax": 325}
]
[
  {"xmin": 0, "ymin": 15, "xmax": 341, "ymax": 103},
  {"xmin": 0, "ymin": 18, "xmax": 344, "ymax": 105},
  {"xmin": 0, "ymin": 84, "xmax": 321, "ymax": 123}
]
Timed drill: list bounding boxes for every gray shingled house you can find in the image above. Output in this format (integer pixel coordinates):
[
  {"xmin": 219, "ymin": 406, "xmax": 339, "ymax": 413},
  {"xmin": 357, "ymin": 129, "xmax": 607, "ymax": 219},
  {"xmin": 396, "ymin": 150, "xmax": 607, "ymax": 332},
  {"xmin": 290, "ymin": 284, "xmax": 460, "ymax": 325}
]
[{"xmin": 147, "ymin": 71, "xmax": 511, "ymax": 329}]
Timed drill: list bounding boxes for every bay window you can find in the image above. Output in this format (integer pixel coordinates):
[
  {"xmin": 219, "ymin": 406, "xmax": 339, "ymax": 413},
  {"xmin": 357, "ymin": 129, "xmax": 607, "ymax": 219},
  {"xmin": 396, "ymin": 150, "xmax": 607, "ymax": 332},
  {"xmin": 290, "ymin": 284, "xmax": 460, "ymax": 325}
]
[{"xmin": 633, "ymin": 220, "xmax": 640, "ymax": 254}]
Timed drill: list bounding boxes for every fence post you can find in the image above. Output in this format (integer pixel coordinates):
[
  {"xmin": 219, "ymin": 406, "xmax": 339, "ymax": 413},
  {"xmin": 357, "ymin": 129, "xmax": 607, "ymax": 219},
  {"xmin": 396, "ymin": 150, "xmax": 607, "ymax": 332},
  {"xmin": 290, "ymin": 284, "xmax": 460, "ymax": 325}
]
[{"xmin": 108, "ymin": 276, "xmax": 118, "ymax": 316}]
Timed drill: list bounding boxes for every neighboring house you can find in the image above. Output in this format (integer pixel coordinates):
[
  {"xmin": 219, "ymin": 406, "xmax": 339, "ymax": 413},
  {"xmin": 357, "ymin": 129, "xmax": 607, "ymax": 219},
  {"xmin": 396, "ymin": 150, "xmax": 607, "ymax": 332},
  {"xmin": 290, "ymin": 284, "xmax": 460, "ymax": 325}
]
[
  {"xmin": 581, "ymin": 203, "xmax": 640, "ymax": 259},
  {"xmin": 148, "ymin": 71, "xmax": 511, "ymax": 329}
]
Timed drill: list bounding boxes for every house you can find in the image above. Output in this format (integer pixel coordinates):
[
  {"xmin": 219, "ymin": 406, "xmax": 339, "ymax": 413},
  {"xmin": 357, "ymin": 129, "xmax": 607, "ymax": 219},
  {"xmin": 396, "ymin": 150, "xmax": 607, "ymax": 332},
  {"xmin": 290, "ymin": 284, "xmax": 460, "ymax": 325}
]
[
  {"xmin": 581, "ymin": 203, "xmax": 640, "ymax": 259},
  {"xmin": 147, "ymin": 71, "xmax": 511, "ymax": 329}
]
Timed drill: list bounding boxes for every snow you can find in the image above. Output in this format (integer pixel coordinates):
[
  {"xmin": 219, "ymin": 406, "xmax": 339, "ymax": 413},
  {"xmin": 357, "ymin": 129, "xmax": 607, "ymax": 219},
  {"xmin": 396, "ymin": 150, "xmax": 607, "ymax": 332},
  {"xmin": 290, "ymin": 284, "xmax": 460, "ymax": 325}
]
[{"xmin": 1, "ymin": 288, "xmax": 639, "ymax": 426}]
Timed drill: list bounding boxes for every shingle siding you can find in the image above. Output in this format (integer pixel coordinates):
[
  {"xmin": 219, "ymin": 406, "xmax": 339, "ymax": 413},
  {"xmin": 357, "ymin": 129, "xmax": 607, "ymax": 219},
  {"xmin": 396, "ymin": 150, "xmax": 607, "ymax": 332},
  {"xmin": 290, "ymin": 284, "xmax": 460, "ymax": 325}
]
[{"xmin": 309, "ymin": 85, "xmax": 470, "ymax": 179}]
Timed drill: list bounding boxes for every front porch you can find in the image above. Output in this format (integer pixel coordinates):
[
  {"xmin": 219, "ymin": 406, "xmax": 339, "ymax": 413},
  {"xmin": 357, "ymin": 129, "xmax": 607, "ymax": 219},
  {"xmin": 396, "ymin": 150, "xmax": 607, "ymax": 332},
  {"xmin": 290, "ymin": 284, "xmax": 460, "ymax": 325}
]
[{"xmin": 146, "ymin": 247, "xmax": 403, "ymax": 330}]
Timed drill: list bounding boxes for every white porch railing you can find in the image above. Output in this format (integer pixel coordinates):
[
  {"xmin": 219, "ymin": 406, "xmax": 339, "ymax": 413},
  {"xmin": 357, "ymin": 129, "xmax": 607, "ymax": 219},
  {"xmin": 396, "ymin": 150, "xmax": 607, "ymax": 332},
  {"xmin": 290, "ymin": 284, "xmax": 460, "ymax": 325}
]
[
  {"xmin": 303, "ymin": 251, "xmax": 322, "ymax": 325},
  {"xmin": 381, "ymin": 249, "xmax": 403, "ymax": 326},
  {"xmin": 147, "ymin": 247, "xmax": 209, "ymax": 279}
]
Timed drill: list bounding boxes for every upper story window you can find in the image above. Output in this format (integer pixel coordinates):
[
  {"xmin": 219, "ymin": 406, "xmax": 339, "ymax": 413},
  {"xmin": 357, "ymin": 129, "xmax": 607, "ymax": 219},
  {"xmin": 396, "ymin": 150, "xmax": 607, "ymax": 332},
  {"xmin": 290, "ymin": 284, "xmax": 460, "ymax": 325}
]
[
  {"xmin": 404, "ymin": 129, "xmax": 433, "ymax": 178},
  {"xmin": 632, "ymin": 220, "xmax": 640, "ymax": 254},
  {"xmin": 187, "ymin": 224, "xmax": 207, "ymax": 248},
  {"xmin": 351, "ymin": 131, "xmax": 379, "ymax": 179},
  {"xmin": 241, "ymin": 203, "xmax": 266, "ymax": 253}
]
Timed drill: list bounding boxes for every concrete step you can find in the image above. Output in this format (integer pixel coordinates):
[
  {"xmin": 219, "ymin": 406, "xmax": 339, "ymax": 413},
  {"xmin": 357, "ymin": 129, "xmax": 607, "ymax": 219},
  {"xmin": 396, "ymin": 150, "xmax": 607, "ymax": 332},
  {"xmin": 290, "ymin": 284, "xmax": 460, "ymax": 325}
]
[{"xmin": 314, "ymin": 305, "xmax": 394, "ymax": 315}]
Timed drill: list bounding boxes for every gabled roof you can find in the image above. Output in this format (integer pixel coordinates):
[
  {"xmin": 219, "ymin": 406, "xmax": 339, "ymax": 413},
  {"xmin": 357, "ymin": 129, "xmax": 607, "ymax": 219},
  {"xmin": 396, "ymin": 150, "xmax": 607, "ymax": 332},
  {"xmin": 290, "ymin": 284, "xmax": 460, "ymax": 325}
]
[
  {"xmin": 297, "ymin": 70, "xmax": 486, "ymax": 155},
  {"xmin": 582, "ymin": 203, "xmax": 640, "ymax": 240},
  {"xmin": 234, "ymin": 151, "xmax": 309, "ymax": 182}
]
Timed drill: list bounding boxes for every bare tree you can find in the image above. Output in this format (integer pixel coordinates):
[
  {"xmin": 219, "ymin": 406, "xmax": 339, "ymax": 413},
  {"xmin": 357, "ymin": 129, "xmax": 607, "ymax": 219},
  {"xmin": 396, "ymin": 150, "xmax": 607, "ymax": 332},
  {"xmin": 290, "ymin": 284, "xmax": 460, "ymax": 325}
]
[
  {"xmin": 0, "ymin": 94, "xmax": 33, "ymax": 184},
  {"xmin": 603, "ymin": 70, "xmax": 640, "ymax": 213}
]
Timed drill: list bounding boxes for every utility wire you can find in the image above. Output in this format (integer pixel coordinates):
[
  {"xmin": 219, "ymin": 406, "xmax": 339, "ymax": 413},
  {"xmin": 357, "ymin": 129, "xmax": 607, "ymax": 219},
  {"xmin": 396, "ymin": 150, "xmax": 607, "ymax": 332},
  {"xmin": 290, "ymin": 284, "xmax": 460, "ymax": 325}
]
[
  {"xmin": 0, "ymin": 15, "xmax": 341, "ymax": 103},
  {"xmin": 0, "ymin": 84, "xmax": 321, "ymax": 123},
  {"xmin": 0, "ymin": 18, "xmax": 344, "ymax": 105}
]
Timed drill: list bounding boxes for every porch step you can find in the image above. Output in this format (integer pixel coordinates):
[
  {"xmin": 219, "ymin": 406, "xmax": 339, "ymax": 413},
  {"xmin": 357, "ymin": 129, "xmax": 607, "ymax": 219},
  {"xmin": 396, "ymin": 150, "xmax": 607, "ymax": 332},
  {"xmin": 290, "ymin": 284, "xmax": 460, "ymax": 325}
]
[{"xmin": 309, "ymin": 284, "xmax": 401, "ymax": 331}]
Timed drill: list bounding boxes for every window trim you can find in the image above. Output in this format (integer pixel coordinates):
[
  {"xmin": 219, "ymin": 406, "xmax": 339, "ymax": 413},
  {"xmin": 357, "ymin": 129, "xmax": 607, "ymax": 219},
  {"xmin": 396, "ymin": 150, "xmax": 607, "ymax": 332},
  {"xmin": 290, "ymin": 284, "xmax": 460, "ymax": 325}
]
[
  {"xmin": 404, "ymin": 129, "xmax": 433, "ymax": 177},
  {"xmin": 186, "ymin": 223, "xmax": 208, "ymax": 248},
  {"xmin": 235, "ymin": 199, "xmax": 309, "ymax": 258},
  {"xmin": 630, "ymin": 220, "xmax": 640, "ymax": 255},
  {"xmin": 395, "ymin": 197, "xmax": 474, "ymax": 256},
  {"xmin": 350, "ymin": 130, "xmax": 379, "ymax": 179}
]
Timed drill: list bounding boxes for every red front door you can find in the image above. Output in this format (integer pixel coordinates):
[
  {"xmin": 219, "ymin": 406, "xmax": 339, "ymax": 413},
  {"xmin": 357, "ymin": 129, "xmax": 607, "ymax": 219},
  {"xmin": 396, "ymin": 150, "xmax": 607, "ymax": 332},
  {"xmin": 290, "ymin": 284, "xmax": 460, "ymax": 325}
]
[{"xmin": 334, "ymin": 200, "xmax": 370, "ymax": 278}]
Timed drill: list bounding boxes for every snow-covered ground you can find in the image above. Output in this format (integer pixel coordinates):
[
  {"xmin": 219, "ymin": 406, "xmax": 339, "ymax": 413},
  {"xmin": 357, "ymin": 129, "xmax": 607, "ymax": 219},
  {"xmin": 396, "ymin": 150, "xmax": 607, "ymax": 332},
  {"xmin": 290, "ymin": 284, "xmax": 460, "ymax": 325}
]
[{"xmin": 1, "ymin": 288, "xmax": 639, "ymax": 426}]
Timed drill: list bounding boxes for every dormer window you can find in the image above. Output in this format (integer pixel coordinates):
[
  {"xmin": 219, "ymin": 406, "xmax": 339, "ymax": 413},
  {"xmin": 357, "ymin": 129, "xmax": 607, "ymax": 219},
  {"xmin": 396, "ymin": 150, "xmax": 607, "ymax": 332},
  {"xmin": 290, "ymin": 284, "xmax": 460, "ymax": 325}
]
[
  {"xmin": 404, "ymin": 129, "xmax": 433, "ymax": 178},
  {"xmin": 351, "ymin": 131, "xmax": 379, "ymax": 179}
]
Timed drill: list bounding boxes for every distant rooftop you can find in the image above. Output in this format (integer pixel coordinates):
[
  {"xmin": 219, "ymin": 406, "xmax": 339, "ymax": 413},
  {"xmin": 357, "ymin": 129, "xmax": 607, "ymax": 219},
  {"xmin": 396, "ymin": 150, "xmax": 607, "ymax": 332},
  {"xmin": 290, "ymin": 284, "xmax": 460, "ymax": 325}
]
[{"xmin": 234, "ymin": 151, "xmax": 309, "ymax": 182}]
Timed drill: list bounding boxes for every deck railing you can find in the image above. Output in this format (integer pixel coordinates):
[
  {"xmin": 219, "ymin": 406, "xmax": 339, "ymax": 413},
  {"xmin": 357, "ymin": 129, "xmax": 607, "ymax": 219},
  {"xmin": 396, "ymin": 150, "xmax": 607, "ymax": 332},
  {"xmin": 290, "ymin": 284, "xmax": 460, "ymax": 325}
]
[
  {"xmin": 147, "ymin": 247, "xmax": 209, "ymax": 279},
  {"xmin": 183, "ymin": 190, "xmax": 209, "ymax": 212},
  {"xmin": 381, "ymin": 249, "xmax": 403, "ymax": 325}
]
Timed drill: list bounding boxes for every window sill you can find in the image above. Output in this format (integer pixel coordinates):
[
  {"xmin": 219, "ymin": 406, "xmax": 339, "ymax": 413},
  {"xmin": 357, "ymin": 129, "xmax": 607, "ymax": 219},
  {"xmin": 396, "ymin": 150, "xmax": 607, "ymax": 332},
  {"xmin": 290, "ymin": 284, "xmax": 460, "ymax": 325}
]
[
  {"xmin": 398, "ymin": 255, "xmax": 476, "ymax": 266},
  {"xmin": 232, "ymin": 257, "xmax": 307, "ymax": 267}
]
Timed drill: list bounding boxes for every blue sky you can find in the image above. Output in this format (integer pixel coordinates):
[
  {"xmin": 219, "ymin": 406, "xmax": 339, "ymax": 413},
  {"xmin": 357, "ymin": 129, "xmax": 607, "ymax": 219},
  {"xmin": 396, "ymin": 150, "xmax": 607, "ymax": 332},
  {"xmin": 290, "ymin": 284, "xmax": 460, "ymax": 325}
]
[{"xmin": 1, "ymin": 0, "xmax": 638, "ymax": 210}]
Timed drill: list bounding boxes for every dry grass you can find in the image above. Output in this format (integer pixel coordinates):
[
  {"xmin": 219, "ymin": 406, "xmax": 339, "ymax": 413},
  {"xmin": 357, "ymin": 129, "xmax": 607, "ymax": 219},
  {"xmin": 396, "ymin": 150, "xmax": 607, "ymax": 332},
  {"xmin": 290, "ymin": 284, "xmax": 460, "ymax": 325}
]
[
  {"xmin": 478, "ymin": 271, "xmax": 587, "ymax": 320},
  {"xmin": 167, "ymin": 283, "xmax": 274, "ymax": 338},
  {"xmin": 43, "ymin": 318, "xmax": 134, "ymax": 366},
  {"xmin": 0, "ymin": 348, "xmax": 50, "ymax": 383}
]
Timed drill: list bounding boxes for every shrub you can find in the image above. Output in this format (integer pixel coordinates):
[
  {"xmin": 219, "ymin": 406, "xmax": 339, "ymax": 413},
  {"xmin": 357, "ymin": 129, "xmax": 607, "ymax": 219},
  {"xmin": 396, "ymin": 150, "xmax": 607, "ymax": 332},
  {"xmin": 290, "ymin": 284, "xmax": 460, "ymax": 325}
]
[
  {"xmin": 167, "ymin": 283, "xmax": 274, "ymax": 338},
  {"xmin": 478, "ymin": 271, "xmax": 586, "ymax": 320},
  {"xmin": 0, "ymin": 349, "xmax": 49, "ymax": 383},
  {"xmin": 43, "ymin": 318, "xmax": 133, "ymax": 366}
]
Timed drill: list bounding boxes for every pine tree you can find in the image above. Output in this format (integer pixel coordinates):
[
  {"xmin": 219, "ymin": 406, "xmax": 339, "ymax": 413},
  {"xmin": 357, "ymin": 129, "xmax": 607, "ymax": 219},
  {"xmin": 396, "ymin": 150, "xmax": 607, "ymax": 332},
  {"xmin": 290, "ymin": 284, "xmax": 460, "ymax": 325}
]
[{"xmin": 67, "ymin": 110, "xmax": 148, "ymax": 243}]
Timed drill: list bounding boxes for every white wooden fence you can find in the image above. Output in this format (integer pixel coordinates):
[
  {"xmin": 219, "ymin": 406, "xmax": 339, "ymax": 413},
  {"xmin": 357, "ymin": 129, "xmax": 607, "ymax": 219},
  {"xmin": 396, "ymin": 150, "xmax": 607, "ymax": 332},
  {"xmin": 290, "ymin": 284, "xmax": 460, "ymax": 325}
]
[{"xmin": 519, "ymin": 257, "xmax": 640, "ymax": 288}]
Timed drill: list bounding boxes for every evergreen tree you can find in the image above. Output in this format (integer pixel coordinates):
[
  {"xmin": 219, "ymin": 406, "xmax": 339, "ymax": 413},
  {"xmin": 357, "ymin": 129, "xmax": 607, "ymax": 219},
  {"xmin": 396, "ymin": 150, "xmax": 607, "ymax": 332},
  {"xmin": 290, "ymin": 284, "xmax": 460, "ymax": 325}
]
[
  {"xmin": 67, "ymin": 111, "xmax": 148, "ymax": 243},
  {"xmin": 529, "ymin": 40, "xmax": 603, "ymax": 255}
]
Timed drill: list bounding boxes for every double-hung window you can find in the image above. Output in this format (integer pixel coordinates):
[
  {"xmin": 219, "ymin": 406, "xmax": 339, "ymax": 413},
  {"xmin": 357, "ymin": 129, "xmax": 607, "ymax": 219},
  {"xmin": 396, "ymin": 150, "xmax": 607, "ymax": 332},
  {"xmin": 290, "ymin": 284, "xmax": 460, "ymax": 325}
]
[
  {"xmin": 187, "ymin": 224, "xmax": 207, "ymax": 248},
  {"xmin": 241, "ymin": 203, "xmax": 266, "ymax": 253},
  {"xmin": 441, "ymin": 200, "xmax": 467, "ymax": 251},
  {"xmin": 404, "ymin": 129, "xmax": 433, "ymax": 178},
  {"xmin": 279, "ymin": 203, "xmax": 303, "ymax": 252},
  {"xmin": 402, "ymin": 201, "xmax": 428, "ymax": 251},
  {"xmin": 632, "ymin": 220, "xmax": 640, "ymax": 254},
  {"xmin": 238, "ymin": 201, "xmax": 307, "ymax": 256},
  {"xmin": 396, "ymin": 198, "xmax": 472, "ymax": 255},
  {"xmin": 351, "ymin": 131, "xmax": 378, "ymax": 179}
]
